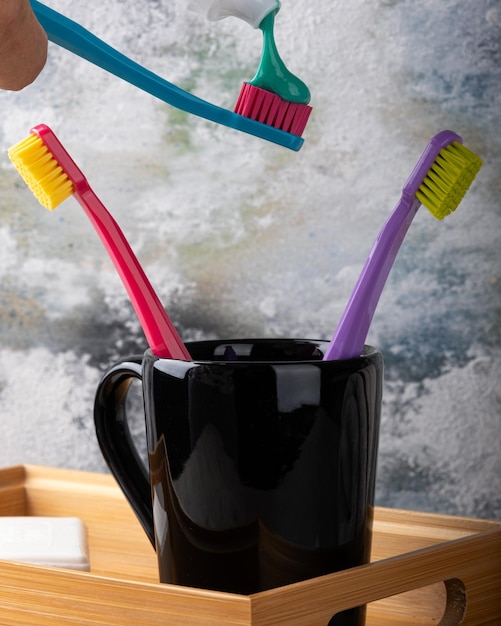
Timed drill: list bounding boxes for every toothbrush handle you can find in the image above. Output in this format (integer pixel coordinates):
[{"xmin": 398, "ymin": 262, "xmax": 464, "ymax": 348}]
[
  {"xmin": 324, "ymin": 194, "xmax": 420, "ymax": 361},
  {"xmin": 75, "ymin": 188, "xmax": 191, "ymax": 360},
  {"xmin": 30, "ymin": 0, "xmax": 303, "ymax": 151}
]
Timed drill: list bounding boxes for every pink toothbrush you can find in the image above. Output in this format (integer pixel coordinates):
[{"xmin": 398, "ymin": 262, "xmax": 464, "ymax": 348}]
[
  {"xmin": 8, "ymin": 124, "xmax": 191, "ymax": 360},
  {"xmin": 324, "ymin": 130, "xmax": 482, "ymax": 361}
]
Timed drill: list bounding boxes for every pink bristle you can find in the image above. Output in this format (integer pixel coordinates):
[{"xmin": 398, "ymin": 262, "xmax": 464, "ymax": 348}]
[
  {"xmin": 273, "ymin": 98, "xmax": 290, "ymax": 130},
  {"xmin": 234, "ymin": 85, "xmax": 246, "ymax": 112},
  {"xmin": 242, "ymin": 84, "xmax": 264, "ymax": 118},
  {"xmin": 256, "ymin": 93, "xmax": 272, "ymax": 122},
  {"xmin": 282, "ymin": 103, "xmax": 297, "ymax": 133},
  {"xmin": 290, "ymin": 102, "xmax": 311, "ymax": 136},
  {"xmin": 257, "ymin": 92, "xmax": 277, "ymax": 123},
  {"xmin": 252, "ymin": 90, "xmax": 268, "ymax": 121},
  {"xmin": 251, "ymin": 91, "xmax": 266, "ymax": 118},
  {"xmin": 290, "ymin": 105, "xmax": 311, "ymax": 136},
  {"xmin": 265, "ymin": 97, "xmax": 281, "ymax": 126},
  {"xmin": 235, "ymin": 83, "xmax": 250, "ymax": 115},
  {"xmin": 234, "ymin": 83, "xmax": 312, "ymax": 138}
]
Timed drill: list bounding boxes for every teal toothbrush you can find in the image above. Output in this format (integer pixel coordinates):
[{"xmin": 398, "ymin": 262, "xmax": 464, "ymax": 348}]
[{"xmin": 30, "ymin": 0, "xmax": 303, "ymax": 150}]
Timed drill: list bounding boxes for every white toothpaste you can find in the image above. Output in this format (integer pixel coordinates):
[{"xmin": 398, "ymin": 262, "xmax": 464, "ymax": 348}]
[{"xmin": 188, "ymin": 0, "xmax": 280, "ymax": 28}]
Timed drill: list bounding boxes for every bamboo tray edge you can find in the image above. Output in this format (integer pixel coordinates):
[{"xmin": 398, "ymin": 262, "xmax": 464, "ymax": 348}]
[{"xmin": 0, "ymin": 464, "xmax": 499, "ymax": 625}]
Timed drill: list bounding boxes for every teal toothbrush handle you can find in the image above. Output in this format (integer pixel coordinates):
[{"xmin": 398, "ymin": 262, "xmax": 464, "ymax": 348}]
[{"xmin": 31, "ymin": 0, "xmax": 303, "ymax": 151}]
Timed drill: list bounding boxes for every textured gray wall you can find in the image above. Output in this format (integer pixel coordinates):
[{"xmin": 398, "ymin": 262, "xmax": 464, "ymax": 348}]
[{"xmin": 0, "ymin": 0, "xmax": 500, "ymax": 519}]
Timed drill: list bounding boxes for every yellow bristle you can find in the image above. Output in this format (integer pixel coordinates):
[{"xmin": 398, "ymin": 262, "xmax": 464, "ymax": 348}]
[
  {"xmin": 8, "ymin": 134, "xmax": 74, "ymax": 211},
  {"xmin": 416, "ymin": 141, "xmax": 482, "ymax": 220}
]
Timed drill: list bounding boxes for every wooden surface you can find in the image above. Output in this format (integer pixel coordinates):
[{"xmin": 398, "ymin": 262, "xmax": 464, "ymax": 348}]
[{"xmin": 0, "ymin": 464, "xmax": 499, "ymax": 625}]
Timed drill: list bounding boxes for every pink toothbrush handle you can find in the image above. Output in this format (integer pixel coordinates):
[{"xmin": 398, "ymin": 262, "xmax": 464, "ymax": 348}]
[
  {"xmin": 75, "ymin": 188, "xmax": 191, "ymax": 360},
  {"xmin": 324, "ymin": 192, "xmax": 419, "ymax": 361}
]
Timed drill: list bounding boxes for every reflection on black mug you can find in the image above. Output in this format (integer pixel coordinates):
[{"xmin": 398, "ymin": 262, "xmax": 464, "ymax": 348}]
[{"xmin": 94, "ymin": 339, "xmax": 382, "ymax": 620}]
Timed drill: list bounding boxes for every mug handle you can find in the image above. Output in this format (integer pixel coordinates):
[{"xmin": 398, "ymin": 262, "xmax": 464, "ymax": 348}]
[{"xmin": 94, "ymin": 356, "xmax": 155, "ymax": 546}]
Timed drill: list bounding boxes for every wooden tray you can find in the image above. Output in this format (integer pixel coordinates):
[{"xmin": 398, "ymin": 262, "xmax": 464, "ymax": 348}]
[{"xmin": 0, "ymin": 465, "xmax": 499, "ymax": 625}]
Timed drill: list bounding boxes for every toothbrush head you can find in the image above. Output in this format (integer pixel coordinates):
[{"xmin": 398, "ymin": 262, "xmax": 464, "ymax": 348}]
[
  {"xmin": 8, "ymin": 124, "xmax": 87, "ymax": 210},
  {"xmin": 404, "ymin": 130, "xmax": 483, "ymax": 220}
]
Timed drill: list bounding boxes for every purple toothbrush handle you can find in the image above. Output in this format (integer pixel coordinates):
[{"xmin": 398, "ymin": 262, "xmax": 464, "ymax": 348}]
[
  {"xmin": 324, "ymin": 193, "xmax": 420, "ymax": 361},
  {"xmin": 323, "ymin": 130, "xmax": 462, "ymax": 361}
]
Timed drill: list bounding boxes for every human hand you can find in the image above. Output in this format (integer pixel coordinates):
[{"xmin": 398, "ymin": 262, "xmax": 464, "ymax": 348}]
[{"xmin": 0, "ymin": 0, "xmax": 48, "ymax": 90}]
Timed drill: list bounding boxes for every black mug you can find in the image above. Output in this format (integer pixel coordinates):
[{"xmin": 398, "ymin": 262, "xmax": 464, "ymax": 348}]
[{"xmin": 94, "ymin": 339, "xmax": 382, "ymax": 618}]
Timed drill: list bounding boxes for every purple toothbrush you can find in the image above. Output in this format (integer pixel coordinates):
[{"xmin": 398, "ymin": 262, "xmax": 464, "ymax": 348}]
[{"xmin": 324, "ymin": 130, "xmax": 482, "ymax": 361}]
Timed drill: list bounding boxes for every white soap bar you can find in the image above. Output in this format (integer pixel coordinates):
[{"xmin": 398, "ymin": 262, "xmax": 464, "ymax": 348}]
[{"xmin": 0, "ymin": 517, "xmax": 90, "ymax": 571}]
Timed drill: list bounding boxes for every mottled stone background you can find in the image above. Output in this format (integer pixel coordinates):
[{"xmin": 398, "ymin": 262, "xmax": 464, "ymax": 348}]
[{"xmin": 0, "ymin": 0, "xmax": 500, "ymax": 519}]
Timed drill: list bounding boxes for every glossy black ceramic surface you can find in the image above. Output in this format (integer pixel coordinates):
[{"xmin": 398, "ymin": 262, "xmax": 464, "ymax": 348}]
[{"xmin": 95, "ymin": 339, "xmax": 382, "ymax": 623}]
